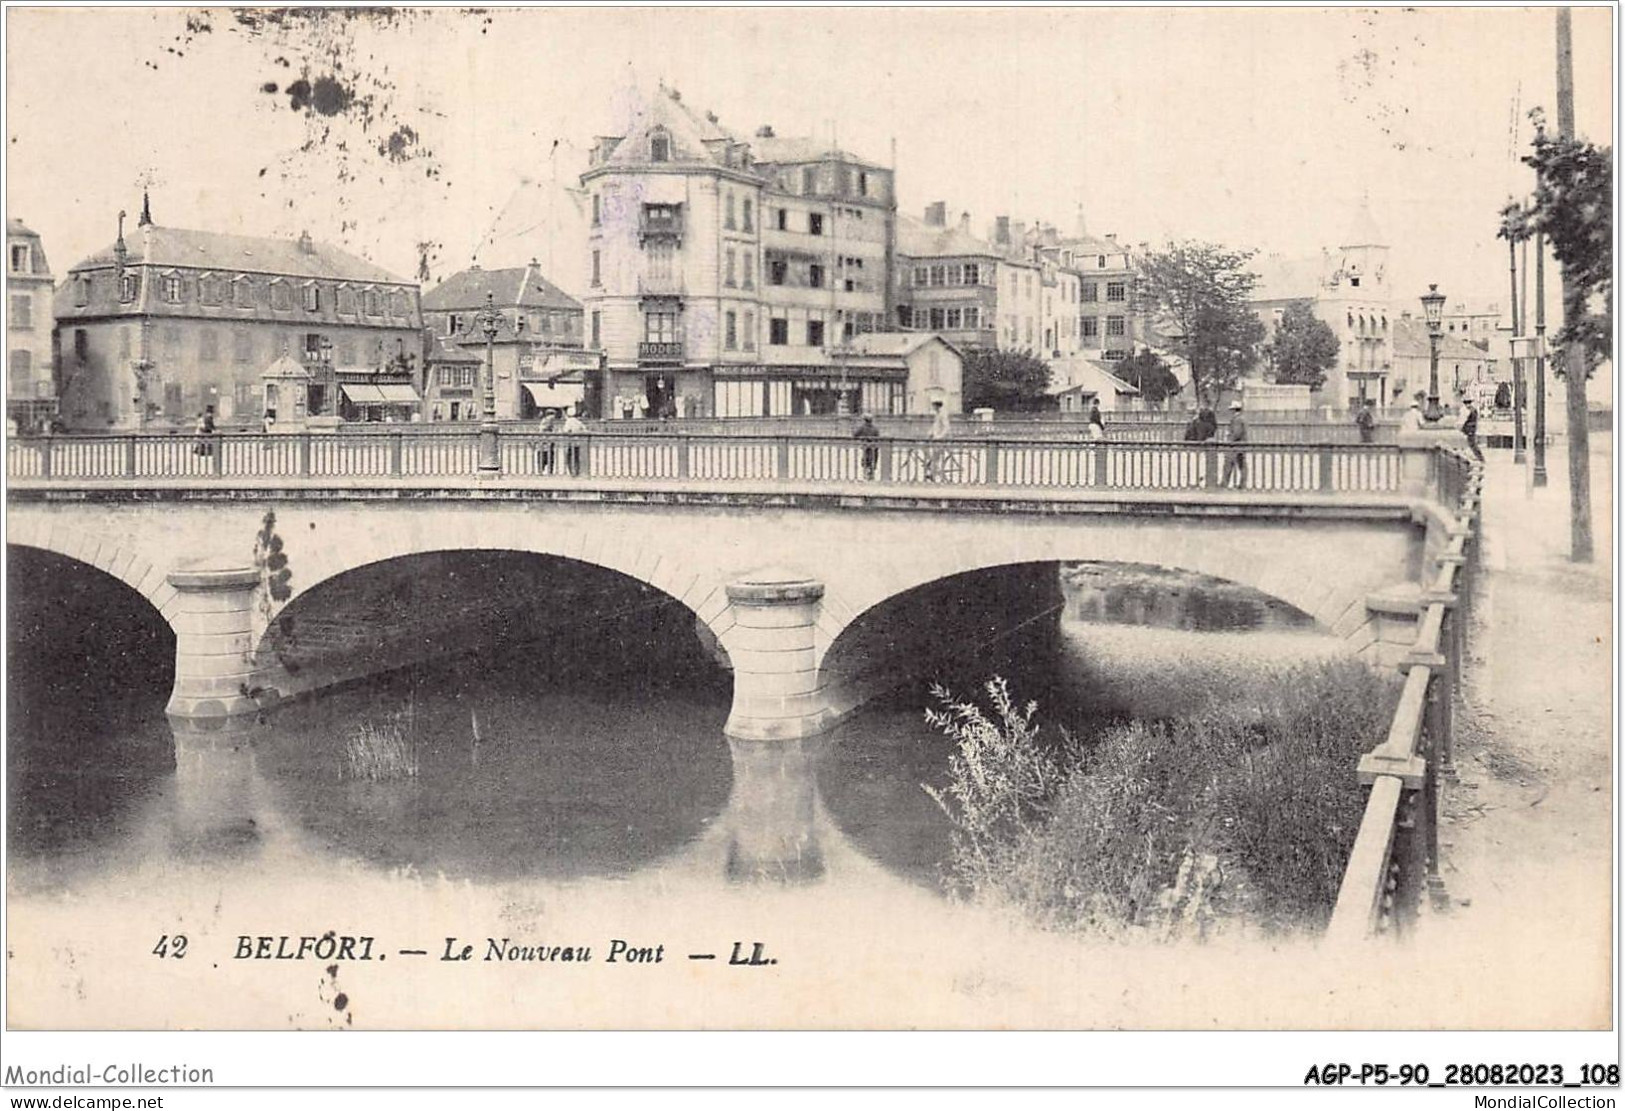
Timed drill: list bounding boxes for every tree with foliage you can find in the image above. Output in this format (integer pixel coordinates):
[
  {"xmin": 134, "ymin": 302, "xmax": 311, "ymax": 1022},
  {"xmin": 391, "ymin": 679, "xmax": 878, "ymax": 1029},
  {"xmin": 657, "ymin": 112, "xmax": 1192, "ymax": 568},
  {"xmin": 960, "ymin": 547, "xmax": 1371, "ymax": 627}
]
[
  {"xmin": 1505, "ymin": 111, "xmax": 1612, "ymax": 369},
  {"xmin": 1262, "ymin": 300, "xmax": 1339, "ymax": 390},
  {"xmin": 1503, "ymin": 101, "xmax": 1611, "ymax": 563},
  {"xmin": 961, "ymin": 348, "xmax": 1052, "ymax": 412},
  {"xmin": 1115, "ymin": 348, "xmax": 1182, "ymax": 407},
  {"xmin": 1136, "ymin": 241, "xmax": 1267, "ymax": 404}
]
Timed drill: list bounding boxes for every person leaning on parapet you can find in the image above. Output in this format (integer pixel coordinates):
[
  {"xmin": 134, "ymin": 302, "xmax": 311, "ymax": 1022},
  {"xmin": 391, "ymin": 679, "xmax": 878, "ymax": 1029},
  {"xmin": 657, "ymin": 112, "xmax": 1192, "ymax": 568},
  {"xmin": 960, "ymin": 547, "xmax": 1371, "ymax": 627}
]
[
  {"xmin": 1220, "ymin": 399, "xmax": 1248, "ymax": 489},
  {"xmin": 925, "ymin": 399, "xmax": 952, "ymax": 481},
  {"xmin": 561, "ymin": 407, "xmax": 587, "ymax": 476},
  {"xmin": 1459, "ymin": 395, "xmax": 1484, "ymax": 462},
  {"xmin": 193, "ymin": 405, "xmax": 216, "ymax": 457},
  {"xmin": 854, "ymin": 413, "xmax": 881, "ymax": 481},
  {"xmin": 1086, "ymin": 398, "xmax": 1106, "ymax": 441},
  {"xmin": 1196, "ymin": 403, "xmax": 1219, "ymax": 442},
  {"xmin": 1355, "ymin": 397, "xmax": 1377, "ymax": 444},
  {"xmin": 1399, "ymin": 390, "xmax": 1427, "ymax": 433}
]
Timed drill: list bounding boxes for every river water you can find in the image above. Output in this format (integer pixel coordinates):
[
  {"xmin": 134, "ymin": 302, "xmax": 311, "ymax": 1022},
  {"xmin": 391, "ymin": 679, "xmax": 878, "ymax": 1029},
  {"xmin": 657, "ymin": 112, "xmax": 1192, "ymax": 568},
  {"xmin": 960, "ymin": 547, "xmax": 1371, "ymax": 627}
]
[{"xmin": 7, "ymin": 560, "xmax": 1349, "ymax": 1029}]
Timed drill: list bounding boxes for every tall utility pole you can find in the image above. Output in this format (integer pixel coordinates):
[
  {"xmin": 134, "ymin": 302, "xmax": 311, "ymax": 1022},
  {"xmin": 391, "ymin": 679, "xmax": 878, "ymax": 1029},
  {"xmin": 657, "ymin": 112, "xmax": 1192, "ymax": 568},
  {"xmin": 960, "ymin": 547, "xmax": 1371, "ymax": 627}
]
[
  {"xmin": 1533, "ymin": 229, "xmax": 1549, "ymax": 485},
  {"xmin": 1506, "ymin": 213, "xmax": 1525, "ymax": 462},
  {"xmin": 1555, "ymin": 7, "xmax": 1593, "ymax": 561}
]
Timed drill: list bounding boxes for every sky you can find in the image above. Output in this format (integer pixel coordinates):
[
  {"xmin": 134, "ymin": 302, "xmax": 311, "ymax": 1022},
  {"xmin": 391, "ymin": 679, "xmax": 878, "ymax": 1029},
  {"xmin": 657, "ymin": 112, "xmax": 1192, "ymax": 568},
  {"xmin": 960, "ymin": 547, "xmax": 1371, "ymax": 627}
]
[{"xmin": 5, "ymin": 6, "xmax": 1614, "ymax": 318}]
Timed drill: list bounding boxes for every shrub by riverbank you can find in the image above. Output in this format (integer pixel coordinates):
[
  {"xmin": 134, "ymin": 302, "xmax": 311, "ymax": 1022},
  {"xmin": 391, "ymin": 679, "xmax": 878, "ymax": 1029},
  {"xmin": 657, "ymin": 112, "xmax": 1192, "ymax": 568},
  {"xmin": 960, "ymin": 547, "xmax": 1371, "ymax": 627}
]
[{"xmin": 926, "ymin": 659, "xmax": 1399, "ymax": 938}]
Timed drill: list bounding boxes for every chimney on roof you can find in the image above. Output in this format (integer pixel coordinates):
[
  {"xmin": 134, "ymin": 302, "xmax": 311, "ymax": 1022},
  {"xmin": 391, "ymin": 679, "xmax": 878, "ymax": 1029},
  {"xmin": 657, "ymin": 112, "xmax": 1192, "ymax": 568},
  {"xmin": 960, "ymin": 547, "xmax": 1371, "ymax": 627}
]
[
  {"xmin": 297, "ymin": 230, "xmax": 314, "ymax": 254},
  {"xmin": 1075, "ymin": 204, "xmax": 1088, "ymax": 238},
  {"xmin": 960, "ymin": 212, "xmax": 971, "ymax": 233},
  {"xmin": 755, "ymin": 125, "xmax": 775, "ymax": 138},
  {"xmin": 705, "ymin": 110, "xmax": 719, "ymax": 124},
  {"xmin": 137, "ymin": 190, "xmax": 153, "ymax": 228},
  {"xmin": 924, "ymin": 201, "xmax": 947, "ymax": 227},
  {"xmin": 1011, "ymin": 220, "xmax": 1028, "ymax": 251},
  {"xmin": 994, "ymin": 216, "xmax": 1010, "ymax": 245}
]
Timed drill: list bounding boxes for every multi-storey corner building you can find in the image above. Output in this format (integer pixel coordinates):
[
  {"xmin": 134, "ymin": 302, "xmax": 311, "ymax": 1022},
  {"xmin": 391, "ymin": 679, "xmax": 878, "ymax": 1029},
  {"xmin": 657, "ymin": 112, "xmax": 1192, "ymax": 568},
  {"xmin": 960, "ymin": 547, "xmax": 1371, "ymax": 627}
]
[
  {"xmin": 54, "ymin": 200, "xmax": 423, "ymax": 430},
  {"xmin": 582, "ymin": 86, "xmax": 930, "ymax": 419},
  {"xmin": 7, "ymin": 219, "xmax": 57, "ymax": 431},
  {"xmin": 1251, "ymin": 201, "xmax": 1394, "ymax": 408},
  {"xmin": 420, "ymin": 261, "xmax": 596, "ymax": 421},
  {"xmin": 898, "ymin": 206, "xmax": 1137, "ymax": 370}
]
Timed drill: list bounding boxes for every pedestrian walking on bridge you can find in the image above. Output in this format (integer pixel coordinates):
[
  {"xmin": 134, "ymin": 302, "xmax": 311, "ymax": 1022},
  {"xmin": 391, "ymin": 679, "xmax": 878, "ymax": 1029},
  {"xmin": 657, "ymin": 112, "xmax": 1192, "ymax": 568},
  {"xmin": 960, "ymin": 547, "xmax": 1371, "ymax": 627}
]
[{"xmin": 1220, "ymin": 400, "xmax": 1248, "ymax": 489}]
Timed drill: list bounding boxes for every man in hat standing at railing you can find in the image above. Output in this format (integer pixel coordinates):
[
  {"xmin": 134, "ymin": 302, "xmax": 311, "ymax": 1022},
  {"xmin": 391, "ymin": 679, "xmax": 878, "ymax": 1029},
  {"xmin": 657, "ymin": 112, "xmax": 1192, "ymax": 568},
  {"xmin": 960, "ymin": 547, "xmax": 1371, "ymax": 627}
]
[
  {"xmin": 1220, "ymin": 399, "xmax": 1247, "ymax": 489},
  {"xmin": 854, "ymin": 413, "xmax": 881, "ymax": 481},
  {"xmin": 561, "ymin": 407, "xmax": 587, "ymax": 476}
]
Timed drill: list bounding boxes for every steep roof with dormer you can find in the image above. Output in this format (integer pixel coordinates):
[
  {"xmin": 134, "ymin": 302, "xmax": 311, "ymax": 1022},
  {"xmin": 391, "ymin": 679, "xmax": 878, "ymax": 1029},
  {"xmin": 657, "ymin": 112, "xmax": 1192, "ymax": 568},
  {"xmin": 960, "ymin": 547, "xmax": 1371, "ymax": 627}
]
[
  {"xmin": 68, "ymin": 224, "xmax": 407, "ymax": 285},
  {"xmin": 422, "ymin": 262, "xmax": 581, "ymax": 313}
]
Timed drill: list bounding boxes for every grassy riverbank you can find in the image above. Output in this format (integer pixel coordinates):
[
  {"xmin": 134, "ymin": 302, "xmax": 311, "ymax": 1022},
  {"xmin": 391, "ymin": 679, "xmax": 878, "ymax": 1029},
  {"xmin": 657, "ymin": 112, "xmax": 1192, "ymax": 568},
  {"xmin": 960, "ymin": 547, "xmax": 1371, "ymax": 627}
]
[{"xmin": 927, "ymin": 659, "xmax": 1399, "ymax": 938}]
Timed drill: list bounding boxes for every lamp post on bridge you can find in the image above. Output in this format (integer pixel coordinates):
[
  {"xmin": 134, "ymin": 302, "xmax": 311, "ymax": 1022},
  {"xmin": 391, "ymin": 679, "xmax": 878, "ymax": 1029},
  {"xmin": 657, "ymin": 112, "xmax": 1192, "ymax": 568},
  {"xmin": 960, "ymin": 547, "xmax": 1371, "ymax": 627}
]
[
  {"xmin": 1420, "ymin": 284, "xmax": 1446, "ymax": 423},
  {"xmin": 474, "ymin": 292, "xmax": 502, "ymax": 473}
]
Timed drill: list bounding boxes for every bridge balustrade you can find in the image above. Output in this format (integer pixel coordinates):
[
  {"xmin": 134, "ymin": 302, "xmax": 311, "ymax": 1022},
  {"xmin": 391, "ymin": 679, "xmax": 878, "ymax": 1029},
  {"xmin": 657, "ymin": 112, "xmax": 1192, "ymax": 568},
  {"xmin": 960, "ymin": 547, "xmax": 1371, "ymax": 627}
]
[
  {"xmin": 1326, "ymin": 447, "xmax": 1480, "ymax": 941},
  {"xmin": 7, "ymin": 430, "xmax": 1410, "ymax": 497}
]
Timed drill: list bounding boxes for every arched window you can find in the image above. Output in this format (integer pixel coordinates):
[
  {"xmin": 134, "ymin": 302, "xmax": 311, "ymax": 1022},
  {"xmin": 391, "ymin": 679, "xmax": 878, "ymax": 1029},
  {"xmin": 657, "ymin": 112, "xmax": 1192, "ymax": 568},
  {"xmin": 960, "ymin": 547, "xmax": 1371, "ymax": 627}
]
[{"xmin": 649, "ymin": 128, "xmax": 670, "ymax": 162}]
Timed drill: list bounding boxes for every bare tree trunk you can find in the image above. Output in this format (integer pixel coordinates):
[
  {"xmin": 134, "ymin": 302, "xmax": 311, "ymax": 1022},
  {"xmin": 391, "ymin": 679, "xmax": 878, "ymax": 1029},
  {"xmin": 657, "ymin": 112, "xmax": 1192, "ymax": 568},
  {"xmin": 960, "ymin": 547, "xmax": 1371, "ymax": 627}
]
[{"xmin": 1556, "ymin": 7, "xmax": 1594, "ymax": 562}]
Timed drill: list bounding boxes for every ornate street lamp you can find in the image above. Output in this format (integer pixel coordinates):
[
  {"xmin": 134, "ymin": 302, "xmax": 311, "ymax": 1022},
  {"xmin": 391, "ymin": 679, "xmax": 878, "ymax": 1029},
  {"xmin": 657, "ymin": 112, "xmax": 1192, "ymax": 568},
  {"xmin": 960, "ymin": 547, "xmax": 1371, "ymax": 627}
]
[
  {"xmin": 474, "ymin": 291, "xmax": 502, "ymax": 472},
  {"xmin": 319, "ymin": 336, "xmax": 334, "ymax": 417},
  {"xmin": 1420, "ymin": 284, "xmax": 1446, "ymax": 423}
]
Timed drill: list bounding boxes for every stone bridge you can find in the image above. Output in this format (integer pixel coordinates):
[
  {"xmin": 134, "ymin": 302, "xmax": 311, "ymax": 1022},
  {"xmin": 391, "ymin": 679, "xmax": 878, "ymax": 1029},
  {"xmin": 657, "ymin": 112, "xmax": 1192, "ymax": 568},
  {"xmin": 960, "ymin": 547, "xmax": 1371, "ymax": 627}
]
[{"xmin": 5, "ymin": 431, "xmax": 1469, "ymax": 740}]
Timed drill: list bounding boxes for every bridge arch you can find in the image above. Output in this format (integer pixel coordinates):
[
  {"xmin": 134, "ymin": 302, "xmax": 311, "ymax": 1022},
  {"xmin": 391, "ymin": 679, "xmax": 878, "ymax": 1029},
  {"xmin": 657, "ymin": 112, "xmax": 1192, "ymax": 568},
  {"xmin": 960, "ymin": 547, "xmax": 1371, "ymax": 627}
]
[
  {"xmin": 5, "ymin": 523, "xmax": 179, "ymax": 634},
  {"xmin": 246, "ymin": 530, "xmax": 737, "ymax": 707},
  {"xmin": 813, "ymin": 526, "xmax": 1379, "ymax": 679}
]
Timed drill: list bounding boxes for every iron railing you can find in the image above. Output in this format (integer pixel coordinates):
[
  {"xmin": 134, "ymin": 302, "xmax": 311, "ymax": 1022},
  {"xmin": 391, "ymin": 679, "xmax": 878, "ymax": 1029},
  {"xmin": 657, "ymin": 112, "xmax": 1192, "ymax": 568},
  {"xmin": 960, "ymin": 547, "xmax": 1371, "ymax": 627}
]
[
  {"xmin": 1326, "ymin": 447, "xmax": 1481, "ymax": 941},
  {"xmin": 6, "ymin": 431, "xmax": 1409, "ymax": 496}
]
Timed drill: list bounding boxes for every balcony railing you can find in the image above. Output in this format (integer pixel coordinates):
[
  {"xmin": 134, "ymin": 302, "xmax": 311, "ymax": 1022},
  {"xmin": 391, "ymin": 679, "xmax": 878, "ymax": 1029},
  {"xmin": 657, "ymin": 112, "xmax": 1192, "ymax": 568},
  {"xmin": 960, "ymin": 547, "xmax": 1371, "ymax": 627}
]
[
  {"xmin": 637, "ymin": 273, "xmax": 686, "ymax": 297},
  {"xmin": 638, "ymin": 341, "xmax": 684, "ymax": 363},
  {"xmin": 638, "ymin": 213, "xmax": 684, "ymax": 243}
]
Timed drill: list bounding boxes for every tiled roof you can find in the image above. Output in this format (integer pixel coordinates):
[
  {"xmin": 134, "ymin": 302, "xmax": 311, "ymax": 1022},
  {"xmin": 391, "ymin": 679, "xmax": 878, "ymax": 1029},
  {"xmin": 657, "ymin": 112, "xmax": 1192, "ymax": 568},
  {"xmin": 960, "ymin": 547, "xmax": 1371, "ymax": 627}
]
[
  {"xmin": 897, "ymin": 215, "xmax": 998, "ymax": 260},
  {"xmin": 7, "ymin": 219, "xmax": 51, "ymax": 275},
  {"xmin": 1392, "ymin": 317, "xmax": 1492, "ymax": 361},
  {"xmin": 423, "ymin": 330, "xmax": 481, "ymax": 364},
  {"xmin": 422, "ymin": 263, "xmax": 580, "ymax": 312},
  {"xmin": 751, "ymin": 134, "xmax": 884, "ymax": 169},
  {"xmin": 70, "ymin": 225, "xmax": 407, "ymax": 284},
  {"xmin": 845, "ymin": 332, "xmax": 960, "ymax": 359}
]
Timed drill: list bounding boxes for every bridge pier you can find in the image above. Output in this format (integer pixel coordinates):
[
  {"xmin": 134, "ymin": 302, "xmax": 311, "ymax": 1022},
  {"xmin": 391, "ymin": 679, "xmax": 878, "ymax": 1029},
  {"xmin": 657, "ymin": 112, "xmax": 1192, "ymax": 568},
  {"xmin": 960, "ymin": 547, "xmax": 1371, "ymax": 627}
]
[
  {"xmin": 721, "ymin": 570, "xmax": 834, "ymax": 742},
  {"xmin": 164, "ymin": 563, "xmax": 268, "ymax": 722}
]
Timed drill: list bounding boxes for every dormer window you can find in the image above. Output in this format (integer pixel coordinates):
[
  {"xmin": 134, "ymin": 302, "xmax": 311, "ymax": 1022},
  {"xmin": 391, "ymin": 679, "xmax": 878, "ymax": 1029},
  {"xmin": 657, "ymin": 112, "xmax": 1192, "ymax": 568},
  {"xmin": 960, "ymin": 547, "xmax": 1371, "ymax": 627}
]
[
  {"xmin": 120, "ymin": 272, "xmax": 140, "ymax": 304},
  {"xmin": 232, "ymin": 275, "xmax": 253, "ymax": 308},
  {"xmin": 10, "ymin": 244, "xmax": 30, "ymax": 273},
  {"xmin": 649, "ymin": 128, "xmax": 671, "ymax": 162},
  {"xmin": 270, "ymin": 280, "xmax": 293, "ymax": 311},
  {"xmin": 162, "ymin": 275, "xmax": 183, "ymax": 303},
  {"xmin": 303, "ymin": 282, "xmax": 321, "ymax": 312},
  {"xmin": 74, "ymin": 274, "xmax": 91, "ymax": 307}
]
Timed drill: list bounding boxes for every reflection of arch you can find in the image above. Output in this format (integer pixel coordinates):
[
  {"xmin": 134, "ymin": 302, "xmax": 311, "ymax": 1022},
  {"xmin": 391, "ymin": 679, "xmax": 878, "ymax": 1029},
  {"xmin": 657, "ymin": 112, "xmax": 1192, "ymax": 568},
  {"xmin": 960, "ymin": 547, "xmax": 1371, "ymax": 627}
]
[{"xmin": 5, "ymin": 525, "xmax": 179, "ymax": 633}]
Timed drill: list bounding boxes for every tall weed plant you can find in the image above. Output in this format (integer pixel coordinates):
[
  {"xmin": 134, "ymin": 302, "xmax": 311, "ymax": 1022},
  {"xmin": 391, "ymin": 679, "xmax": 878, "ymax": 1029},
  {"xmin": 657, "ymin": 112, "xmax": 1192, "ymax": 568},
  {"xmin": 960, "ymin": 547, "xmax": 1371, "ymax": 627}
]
[{"xmin": 927, "ymin": 659, "xmax": 1397, "ymax": 938}]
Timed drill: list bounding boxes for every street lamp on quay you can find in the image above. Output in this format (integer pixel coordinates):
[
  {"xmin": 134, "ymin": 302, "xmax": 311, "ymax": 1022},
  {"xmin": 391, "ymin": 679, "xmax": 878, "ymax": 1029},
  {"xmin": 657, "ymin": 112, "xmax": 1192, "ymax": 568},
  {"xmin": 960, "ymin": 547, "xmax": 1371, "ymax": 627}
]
[
  {"xmin": 1420, "ymin": 284, "xmax": 1446, "ymax": 423},
  {"xmin": 474, "ymin": 292, "xmax": 503, "ymax": 473},
  {"xmin": 318, "ymin": 337, "xmax": 334, "ymax": 417}
]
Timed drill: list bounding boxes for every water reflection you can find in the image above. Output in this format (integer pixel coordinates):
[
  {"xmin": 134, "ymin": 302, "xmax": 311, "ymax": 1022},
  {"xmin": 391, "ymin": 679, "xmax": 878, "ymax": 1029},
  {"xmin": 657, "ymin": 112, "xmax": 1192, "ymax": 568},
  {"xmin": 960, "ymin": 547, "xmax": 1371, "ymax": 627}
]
[
  {"xmin": 721, "ymin": 739, "xmax": 825, "ymax": 885},
  {"xmin": 10, "ymin": 563, "xmax": 1341, "ymax": 904},
  {"xmin": 1064, "ymin": 562, "xmax": 1314, "ymax": 632}
]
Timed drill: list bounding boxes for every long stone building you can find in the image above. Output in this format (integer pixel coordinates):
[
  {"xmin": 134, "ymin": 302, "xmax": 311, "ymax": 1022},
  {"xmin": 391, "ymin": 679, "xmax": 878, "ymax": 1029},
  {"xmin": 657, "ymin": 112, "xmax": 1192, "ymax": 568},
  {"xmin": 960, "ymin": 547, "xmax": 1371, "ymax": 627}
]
[{"xmin": 54, "ymin": 200, "xmax": 422, "ymax": 430}]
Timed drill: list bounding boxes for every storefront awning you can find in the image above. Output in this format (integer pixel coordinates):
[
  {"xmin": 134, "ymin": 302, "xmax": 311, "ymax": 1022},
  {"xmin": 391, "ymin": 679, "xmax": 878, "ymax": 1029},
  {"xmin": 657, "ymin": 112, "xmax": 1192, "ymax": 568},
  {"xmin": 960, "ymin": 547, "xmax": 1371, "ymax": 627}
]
[
  {"xmin": 340, "ymin": 384, "xmax": 387, "ymax": 404},
  {"xmin": 522, "ymin": 381, "xmax": 585, "ymax": 407},
  {"xmin": 375, "ymin": 384, "xmax": 422, "ymax": 404},
  {"xmin": 341, "ymin": 383, "xmax": 420, "ymax": 405}
]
